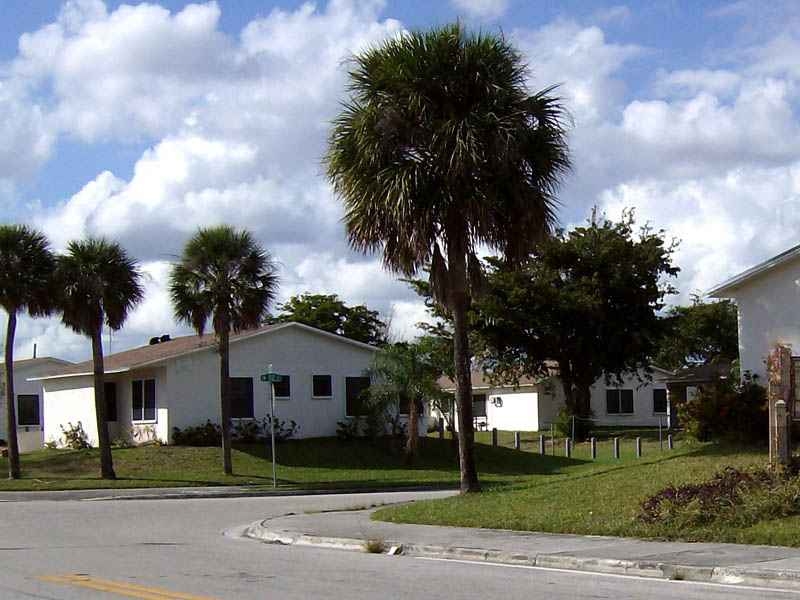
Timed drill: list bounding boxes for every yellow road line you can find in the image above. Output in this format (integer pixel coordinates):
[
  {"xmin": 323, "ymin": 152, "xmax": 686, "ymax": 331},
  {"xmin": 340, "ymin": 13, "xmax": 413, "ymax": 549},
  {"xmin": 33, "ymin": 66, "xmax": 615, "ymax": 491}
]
[{"xmin": 39, "ymin": 574, "xmax": 218, "ymax": 600}]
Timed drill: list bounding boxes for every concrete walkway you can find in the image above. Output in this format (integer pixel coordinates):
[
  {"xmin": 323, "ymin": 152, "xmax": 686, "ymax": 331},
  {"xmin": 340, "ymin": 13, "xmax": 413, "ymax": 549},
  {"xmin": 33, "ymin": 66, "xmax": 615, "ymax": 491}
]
[{"xmin": 244, "ymin": 508, "xmax": 800, "ymax": 591}]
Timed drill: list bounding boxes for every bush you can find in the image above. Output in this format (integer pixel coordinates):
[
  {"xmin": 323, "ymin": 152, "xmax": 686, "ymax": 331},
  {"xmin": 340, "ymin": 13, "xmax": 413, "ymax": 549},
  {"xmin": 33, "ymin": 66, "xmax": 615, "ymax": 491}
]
[
  {"xmin": 554, "ymin": 407, "xmax": 593, "ymax": 441},
  {"xmin": 639, "ymin": 466, "xmax": 800, "ymax": 529},
  {"xmin": 172, "ymin": 420, "xmax": 221, "ymax": 446},
  {"xmin": 263, "ymin": 415, "xmax": 299, "ymax": 442},
  {"xmin": 60, "ymin": 421, "xmax": 91, "ymax": 449},
  {"xmin": 337, "ymin": 418, "xmax": 361, "ymax": 440},
  {"xmin": 676, "ymin": 371, "xmax": 767, "ymax": 442},
  {"xmin": 172, "ymin": 417, "xmax": 299, "ymax": 446}
]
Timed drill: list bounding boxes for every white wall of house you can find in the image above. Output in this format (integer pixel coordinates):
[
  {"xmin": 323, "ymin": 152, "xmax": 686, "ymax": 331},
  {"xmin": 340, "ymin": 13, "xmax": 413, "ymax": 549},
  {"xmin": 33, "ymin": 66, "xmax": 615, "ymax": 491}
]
[
  {"xmin": 717, "ymin": 259, "xmax": 800, "ymax": 380},
  {"xmin": 589, "ymin": 371, "xmax": 670, "ymax": 427},
  {"xmin": 165, "ymin": 326, "xmax": 377, "ymax": 440},
  {"xmin": 1, "ymin": 359, "xmax": 72, "ymax": 452},
  {"xmin": 43, "ymin": 376, "xmax": 97, "ymax": 447},
  {"xmin": 486, "ymin": 389, "xmax": 540, "ymax": 431}
]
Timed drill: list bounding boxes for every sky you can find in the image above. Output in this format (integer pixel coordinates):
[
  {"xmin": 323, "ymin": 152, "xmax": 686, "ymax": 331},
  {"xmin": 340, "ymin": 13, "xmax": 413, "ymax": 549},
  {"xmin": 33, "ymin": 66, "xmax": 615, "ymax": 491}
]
[{"xmin": 2, "ymin": 0, "xmax": 800, "ymax": 362}]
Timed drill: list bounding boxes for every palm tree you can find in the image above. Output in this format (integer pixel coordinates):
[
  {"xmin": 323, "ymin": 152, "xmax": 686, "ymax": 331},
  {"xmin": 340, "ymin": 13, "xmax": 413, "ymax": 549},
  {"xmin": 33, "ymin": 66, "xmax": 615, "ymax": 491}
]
[
  {"xmin": 0, "ymin": 226, "xmax": 56, "ymax": 479},
  {"xmin": 58, "ymin": 238, "xmax": 144, "ymax": 479},
  {"xmin": 169, "ymin": 226, "xmax": 279, "ymax": 475},
  {"xmin": 371, "ymin": 341, "xmax": 445, "ymax": 463},
  {"xmin": 326, "ymin": 24, "xmax": 570, "ymax": 492}
]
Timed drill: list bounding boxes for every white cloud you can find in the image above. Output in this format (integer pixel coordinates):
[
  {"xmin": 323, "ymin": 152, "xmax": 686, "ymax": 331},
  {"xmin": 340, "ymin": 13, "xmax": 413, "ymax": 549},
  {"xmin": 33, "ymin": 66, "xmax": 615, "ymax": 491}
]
[{"xmin": 451, "ymin": 0, "xmax": 509, "ymax": 20}]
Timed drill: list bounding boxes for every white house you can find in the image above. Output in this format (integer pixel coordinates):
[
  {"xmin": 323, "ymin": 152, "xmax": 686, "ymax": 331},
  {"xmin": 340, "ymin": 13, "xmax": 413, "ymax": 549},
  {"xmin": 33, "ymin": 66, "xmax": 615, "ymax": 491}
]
[
  {"xmin": 708, "ymin": 243, "xmax": 800, "ymax": 380},
  {"xmin": 437, "ymin": 366, "xmax": 672, "ymax": 432},
  {"xmin": 0, "ymin": 357, "xmax": 75, "ymax": 452},
  {"xmin": 32, "ymin": 322, "xmax": 381, "ymax": 447}
]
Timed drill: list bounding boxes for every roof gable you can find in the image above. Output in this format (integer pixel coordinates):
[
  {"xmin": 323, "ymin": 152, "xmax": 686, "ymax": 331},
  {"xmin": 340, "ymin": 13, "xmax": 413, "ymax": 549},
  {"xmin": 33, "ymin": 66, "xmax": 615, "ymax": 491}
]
[{"xmin": 708, "ymin": 243, "xmax": 800, "ymax": 297}]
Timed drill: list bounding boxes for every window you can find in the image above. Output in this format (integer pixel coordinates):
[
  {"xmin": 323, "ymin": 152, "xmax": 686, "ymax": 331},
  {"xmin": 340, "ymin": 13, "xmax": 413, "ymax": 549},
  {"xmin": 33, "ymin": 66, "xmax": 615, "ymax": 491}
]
[
  {"xmin": 312, "ymin": 375, "xmax": 332, "ymax": 398},
  {"xmin": 132, "ymin": 379, "xmax": 156, "ymax": 421},
  {"xmin": 606, "ymin": 389, "xmax": 634, "ymax": 414},
  {"xmin": 653, "ymin": 388, "xmax": 668, "ymax": 414},
  {"xmin": 273, "ymin": 376, "xmax": 291, "ymax": 399},
  {"xmin": 345, "ymin": 376, "xmax": 371, "ymax": 416},
  {"xmin": 17, "ymin": 395, "xmax": 39, "ymax": 426},
  {"xmin": 105, "ymin": 382, "xmax": 117, "ymax": 422},
  {"xmin": 230, "ymin": 377, "xmax": 254, "ymax": 418},
  {"xmin": 472, "ymin": 394, "xmax": 487, "ymax": 418}
]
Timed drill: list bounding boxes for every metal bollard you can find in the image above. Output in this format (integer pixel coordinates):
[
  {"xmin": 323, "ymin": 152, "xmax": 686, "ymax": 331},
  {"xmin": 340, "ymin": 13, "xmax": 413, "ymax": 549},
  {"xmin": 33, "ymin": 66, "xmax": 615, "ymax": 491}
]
[
  {"xmin": 565, "ymin": 438, "xmax": 572, "ymax": 458},
  {"xmin": 635, "ymin": 437, "xmax": 642, "ymax": 458},
  {"xmin": 590, "ymin": 437, "xmax": 597, "ymax": 460},
  {"xmin": 613, "ymin": 437, "xmax": 620, "ymax": 459},
  {"xmin": 668, "ymin": 434, "xmax": 673, "ymax": 450},
  {"xmin": 514, "ymin": 431, "xmax": 521, "ymax": 450},
  {"xmin": 492, "ymin": 428, "xmax": 498, "ymax": 447},
  {"xmin": 539, "ymin": 435, "xmax": 545, "ymax": 455}
]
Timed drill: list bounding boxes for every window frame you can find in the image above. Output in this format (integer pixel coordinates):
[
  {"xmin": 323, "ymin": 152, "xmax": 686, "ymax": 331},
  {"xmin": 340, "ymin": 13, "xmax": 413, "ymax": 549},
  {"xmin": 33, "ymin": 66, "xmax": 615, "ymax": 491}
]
[
  {"xmin": 312, "ymin": 374, "xmax": 333, "ymax": 399},
  {"xmin": 230, "ymin": 377, "xmax": 255, "ymax": 419},
  {"xmin": 652, "ymin": 388, "xmax": 668, "ymax": 415},
  {"xmin": 606, "ymin": 389, "xmax": 635, "ymax": 415},
  {"xmin": 131, "ymin": 378, "xmax": 157, "ymax": 423},
  {"xmin": 345, "ymin": 376, "xmax": 371, "ymax": 417},
  {"xmin": 16, "ymin": 394, "xmax": 40, "ymax": 427},
  {"xmin": 471, "ymin": 393, "xmax": 487, "ymax": 418}
]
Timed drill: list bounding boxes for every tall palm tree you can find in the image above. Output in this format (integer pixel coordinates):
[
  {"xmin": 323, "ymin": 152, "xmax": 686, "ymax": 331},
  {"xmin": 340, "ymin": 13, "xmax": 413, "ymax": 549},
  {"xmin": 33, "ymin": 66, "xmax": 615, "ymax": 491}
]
[
  {"xmin": 58, "ymin": 238, "xmax": 144, "ymax": 479},
  {"xmin": 0, "ymin": 226, "xmax": 56, "ymax": 479},
  {"xmin": 372, "ymin": 341, "xmax": 444, "ymax": 463},
  {"xmin": 326, "ymin": 24, "xmax": 570, "ymax": 493},
  {"xmin": 169, "ymin": 226, "xmax": 279, "ymax": 475}
]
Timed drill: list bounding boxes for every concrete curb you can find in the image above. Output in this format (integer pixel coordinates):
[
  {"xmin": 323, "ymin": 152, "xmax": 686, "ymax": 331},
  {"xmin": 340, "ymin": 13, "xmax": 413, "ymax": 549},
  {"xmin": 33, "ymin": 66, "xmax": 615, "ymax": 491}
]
[
  {"xmin": 243, "ymin": 519, "xmax": 800, "ymax": 591},
  {"xmin": 0, "ymin": 484, "xmax": 456, "ymax": 503}
]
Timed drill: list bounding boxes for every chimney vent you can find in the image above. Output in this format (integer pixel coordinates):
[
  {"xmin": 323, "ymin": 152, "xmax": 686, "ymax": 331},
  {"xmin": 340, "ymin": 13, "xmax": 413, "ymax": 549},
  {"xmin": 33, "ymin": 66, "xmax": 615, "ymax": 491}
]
[
  {"xmin": 149, "ymin": 337, "xmax": 160, "ymax": 345},
  {"xmin": 160, "ymin": 334, "xmax": 171, "ymax": 343}
]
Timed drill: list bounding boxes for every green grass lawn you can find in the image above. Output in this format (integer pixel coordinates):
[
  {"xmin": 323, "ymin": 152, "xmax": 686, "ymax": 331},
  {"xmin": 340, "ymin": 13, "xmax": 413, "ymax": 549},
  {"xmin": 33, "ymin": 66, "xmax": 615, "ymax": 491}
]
[
  {"xmin": 0, "ymin": 436, "xmax": 575, "ymax": 492},
  {"xmin": 375, "ymin": 438, "xmax": 797, "ymax": 546}
]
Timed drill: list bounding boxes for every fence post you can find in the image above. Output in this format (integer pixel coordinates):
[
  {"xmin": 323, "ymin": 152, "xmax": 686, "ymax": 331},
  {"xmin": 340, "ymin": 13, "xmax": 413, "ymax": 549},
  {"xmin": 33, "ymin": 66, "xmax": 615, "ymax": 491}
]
[
  {"xmin": 590, "ymin": 437, "xmax": 597, "ymax": 460},
  {"xmin": 492, "ymin": 428, "xmax": 498, "ymax": 448},
  {"xmin": 539, "ymin": 435, "xmax": 545, "ymax": 455},
  {"xmin": 667, "ymin": 434, "xmax": 673, "ymax": 450},
  {"xmin": 635, "ymin": 437, "xmax": 642, "ymax": 458},
  {"xmin": 565, "ymin": 438, "xmax": 571, "ymax": 458},
  {"xmin": 514, "ymin": 431, "xmax": 521, "ymax": 450},
  {"xmin": 613, "ymin": 437, "xmax": 620, "ymax": 459}
]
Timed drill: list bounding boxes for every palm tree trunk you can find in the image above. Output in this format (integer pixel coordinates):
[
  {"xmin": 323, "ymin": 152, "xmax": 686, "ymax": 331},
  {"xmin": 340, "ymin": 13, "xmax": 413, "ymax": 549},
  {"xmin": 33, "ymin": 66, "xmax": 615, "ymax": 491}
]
[
  {"xmin": 447, "ymin": 240, "xmax": 480, "ymax": 494},
  {"xmin": 405, "ymin": 392, "xmax": 418, "ymax": 463},
  {"xmin": 219, "ymin": 327, "xmax": 233, "ymax": 475},
  {"xmin": 5, "ymin": 311, "xmax": 20, "ymax": 479},
  {"xmin": 91, "ymin": 328, "xmax": 115, "ymax": 479}
]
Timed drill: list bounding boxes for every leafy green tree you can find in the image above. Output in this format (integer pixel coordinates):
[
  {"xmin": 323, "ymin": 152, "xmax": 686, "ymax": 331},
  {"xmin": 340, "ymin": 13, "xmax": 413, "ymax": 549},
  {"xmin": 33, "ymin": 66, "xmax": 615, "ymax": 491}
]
[
  {"xmin": 655, "ymin": 296, "xmax": 738, "ymax": 370},
  {"xmin": 478, "ymin": 212, "xmax": 678, "ymax": 421},
  {"xmin": 274, "ymin": 293, "xmax": 386, "ymax": 345},
  {"xmin": 326, "ymin": 24, "xmax": 570, "ymax": 493},
  {"xmin": 0, "ymin": 226, "xmax": 56, "ymax": 479},
  {"xmin": 371, "ymin": 341, "xmax": 446, "ymax": 462},
  {"xmin": 170, "ymin": 226, "xmax": 279, "ymax": 475},
  {"xmin": 57, "ymin": 238, "xmax": 143, "ymax": 479}
]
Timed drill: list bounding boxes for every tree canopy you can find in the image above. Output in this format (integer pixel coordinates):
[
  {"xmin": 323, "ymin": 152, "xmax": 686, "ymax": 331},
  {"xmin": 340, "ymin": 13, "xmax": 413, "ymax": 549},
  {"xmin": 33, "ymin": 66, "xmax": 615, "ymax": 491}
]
[
  {"xmin": 477, "ymin": 211, "xmax": 679, "ymax": 417},
  {"xmin": 273, "ymin": 293, "xmax": 387, "ymax": 346}
]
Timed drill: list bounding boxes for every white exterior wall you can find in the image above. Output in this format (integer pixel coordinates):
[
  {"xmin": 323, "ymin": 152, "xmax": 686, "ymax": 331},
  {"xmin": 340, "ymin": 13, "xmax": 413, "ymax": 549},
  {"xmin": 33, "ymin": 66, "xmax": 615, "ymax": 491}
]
[
  {"xmin": 722, "ymin": 259, "xmax": 800, "ymax": 380},
  {"xmin": 42, "ymin": 376, "xmax": 97, "ymax": 447},
  {"xmin": 589, "ymin": 371, "xmax": 670, "ymax": 427},
  {"xmin": 486, "ymin": 389, "xmax": 539, "ymax": 431},
  {"xmin": 166, "ymin": 326, "xmax": 377, "ymax": 440}
]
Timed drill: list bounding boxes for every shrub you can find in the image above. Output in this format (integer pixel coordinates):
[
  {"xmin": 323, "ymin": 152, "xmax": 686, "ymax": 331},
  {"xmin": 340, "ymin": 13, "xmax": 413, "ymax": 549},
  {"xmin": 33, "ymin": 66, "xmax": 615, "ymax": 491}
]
[
  {"xmin": 337, "ymin": 418, "xmax": 361, "ymax": 440},
  {"xmin": 172, "ymin": 420, "xmax": 221, "ymax": 446},
  {"xmin": 554, "ymin": 407, "xmax": 593, "ymax": 441},
  {"xmin": 60, "ymin": 421, "xmax": 91, "ymax": 449},
  {"xmin": 263, "ymin": 415, "xmax": 299, "ymax": 442},
  {"xmin": 676, "ymin": 371, "xmax": 767, "ymax": 442},
  {"xmin": 639, "ymin": 466, "xmax": 800, "ymax": 529}
]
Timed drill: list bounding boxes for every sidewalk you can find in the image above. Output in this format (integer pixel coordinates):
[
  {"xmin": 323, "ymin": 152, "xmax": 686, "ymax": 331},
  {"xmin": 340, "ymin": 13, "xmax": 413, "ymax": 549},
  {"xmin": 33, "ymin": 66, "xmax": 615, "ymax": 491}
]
[{"xmin": 244, "ymin": 508, "xmax": 800, "ymax": 591}]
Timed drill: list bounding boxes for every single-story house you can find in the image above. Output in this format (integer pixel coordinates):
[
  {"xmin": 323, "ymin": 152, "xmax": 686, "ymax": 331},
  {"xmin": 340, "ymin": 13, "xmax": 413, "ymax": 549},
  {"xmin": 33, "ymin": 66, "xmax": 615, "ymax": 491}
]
[
  {"xmin": 32, "ymin": 322, "xmax": 384, "ymax": 447},
  {"xmin": 436, "ymin": 366, "xmax": 674, "ymax": 432},
  {"xmin": 0, "ymin": 357, "xmax": 75, "ymax": 452},
  {"xmin": 709, "ymin": 243, "xmax": 800, "ymax": 380}
]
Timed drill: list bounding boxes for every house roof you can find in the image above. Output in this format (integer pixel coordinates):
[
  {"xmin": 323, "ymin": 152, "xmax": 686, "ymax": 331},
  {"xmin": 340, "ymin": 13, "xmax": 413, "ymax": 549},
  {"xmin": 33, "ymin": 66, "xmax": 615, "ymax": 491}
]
[
  {"xmin": 31, "ymin": 322, "xmax": 377, "ymax": 381},
  {"xmin": 12, "ymin": 357, "xmax": 73, "ymax": 370},
  {"xmin": 708, "ymin": 243, "xmax": 800, "ymax": 297},
  {"xmin": 664, "ymin": 360, "xmax": 731, "ymax": 384}
]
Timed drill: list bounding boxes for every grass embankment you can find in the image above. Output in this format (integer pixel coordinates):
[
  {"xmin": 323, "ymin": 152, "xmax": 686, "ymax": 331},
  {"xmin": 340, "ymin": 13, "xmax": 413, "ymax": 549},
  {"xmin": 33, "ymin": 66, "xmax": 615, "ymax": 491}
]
[
  {"xmin": 375, "ymin": 437, "xmax": 798, "ymax": 546},
  {"xmin": 0, "ymin": 436, "xmax": 567, "ymax": 492}
]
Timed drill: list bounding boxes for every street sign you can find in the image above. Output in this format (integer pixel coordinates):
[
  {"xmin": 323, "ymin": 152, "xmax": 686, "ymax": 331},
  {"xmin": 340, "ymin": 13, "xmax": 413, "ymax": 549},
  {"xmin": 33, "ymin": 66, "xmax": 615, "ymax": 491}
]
[{"xmin": 260, "ymin": 373, "xmax": 284, "ymax": 383}]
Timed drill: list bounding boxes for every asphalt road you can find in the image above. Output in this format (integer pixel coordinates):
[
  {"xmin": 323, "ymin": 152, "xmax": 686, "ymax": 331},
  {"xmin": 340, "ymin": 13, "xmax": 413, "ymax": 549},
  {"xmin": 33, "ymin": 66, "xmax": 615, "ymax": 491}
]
[{"xmin": 1, "ymin": 491, "xmax": 798, "ymax": 599}]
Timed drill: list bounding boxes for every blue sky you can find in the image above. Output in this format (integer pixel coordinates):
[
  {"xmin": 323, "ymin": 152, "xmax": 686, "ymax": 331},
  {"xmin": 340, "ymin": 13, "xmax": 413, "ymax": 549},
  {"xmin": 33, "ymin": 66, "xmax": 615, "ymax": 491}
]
[{"xmin": 1, "ymin": 0, "xmax": 800, "ymax": 360}]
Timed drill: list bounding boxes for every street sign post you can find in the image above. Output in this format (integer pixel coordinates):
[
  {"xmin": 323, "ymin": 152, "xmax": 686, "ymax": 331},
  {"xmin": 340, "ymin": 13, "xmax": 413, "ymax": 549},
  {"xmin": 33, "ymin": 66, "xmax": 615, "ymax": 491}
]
[{"xmin": 262, "ymin": 364, "xmax": 287, "ymax": 489}]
